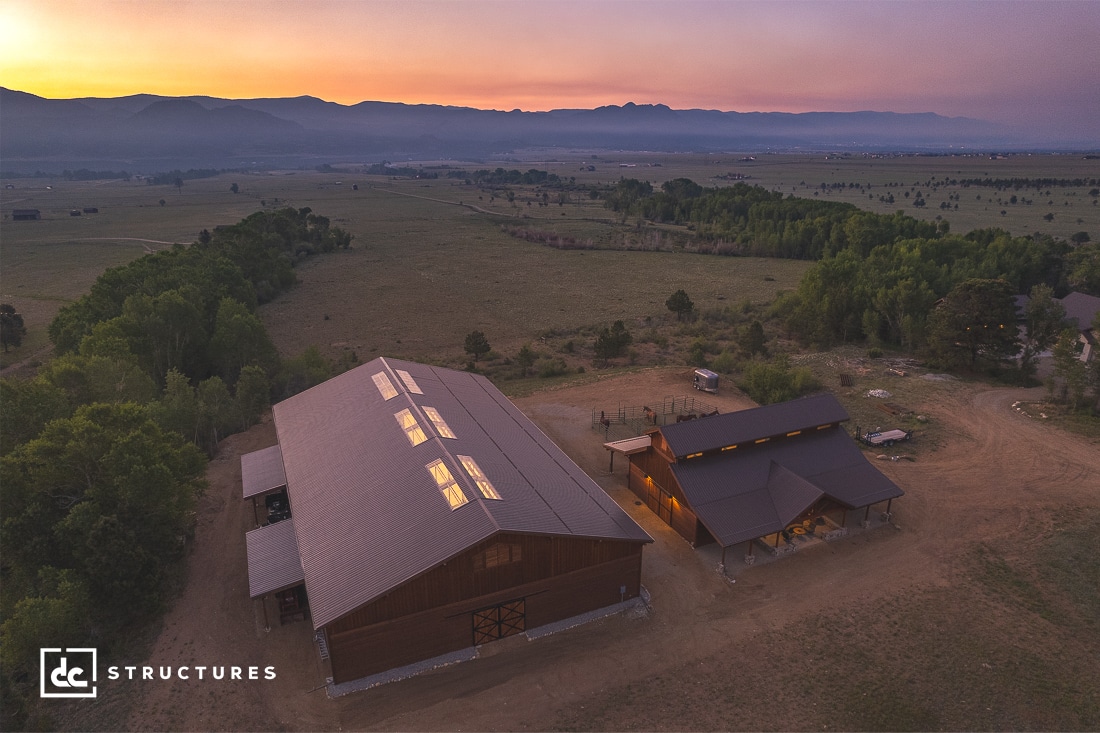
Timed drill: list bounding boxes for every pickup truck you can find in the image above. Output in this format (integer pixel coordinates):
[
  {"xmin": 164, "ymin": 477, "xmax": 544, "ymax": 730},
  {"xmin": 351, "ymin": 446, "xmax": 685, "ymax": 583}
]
[{"xmin": 861, "ymin": 429, "xmax": 912, "ymax": 447}]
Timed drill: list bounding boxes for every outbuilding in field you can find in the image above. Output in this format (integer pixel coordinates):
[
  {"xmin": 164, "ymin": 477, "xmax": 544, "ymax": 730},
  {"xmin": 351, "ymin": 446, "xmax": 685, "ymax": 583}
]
[
  {"xmin": 12, "ymin": 209, "xmax": 40, "ymax": 220},
  {"xmin": 241, "ymin": 357, "xmax": 652, "ymax": 689},
  {"xmin": 617, "ymin": 393, "xmax": 903, "ymax": 565}
]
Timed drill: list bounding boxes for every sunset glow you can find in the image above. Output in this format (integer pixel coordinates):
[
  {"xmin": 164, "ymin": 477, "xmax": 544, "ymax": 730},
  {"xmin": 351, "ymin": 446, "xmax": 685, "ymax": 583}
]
[{"xmin": 2, "ymin": 0, "xmax": 1098, "ymax": 138}]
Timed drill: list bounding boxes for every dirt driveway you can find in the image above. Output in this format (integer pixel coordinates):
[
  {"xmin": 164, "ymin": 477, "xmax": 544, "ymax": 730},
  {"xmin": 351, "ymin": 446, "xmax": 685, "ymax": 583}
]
[{"xmin": 104, "ymin": 366, "xmax": 1098, "ymax": 732}]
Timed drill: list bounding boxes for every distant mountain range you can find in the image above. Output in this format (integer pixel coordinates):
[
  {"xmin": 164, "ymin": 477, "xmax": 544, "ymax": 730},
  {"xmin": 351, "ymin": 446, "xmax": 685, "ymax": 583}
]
[{"xmin": 1, "ymin": 87, "xmax": 1092, "ymax": 173}]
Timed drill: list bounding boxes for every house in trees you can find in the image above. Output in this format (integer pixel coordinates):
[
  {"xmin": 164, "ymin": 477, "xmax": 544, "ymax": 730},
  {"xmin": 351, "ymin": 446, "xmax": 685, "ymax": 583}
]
[
  {"xmin": 1058, "ymin": 291, "xmax": 1100, "ymax": 363},
  {"xmin": 613, "ymin": 393, "xmax": 903, "ymax": 566},
  {"xmin": 241, "ymin": 357, "xmax": 651, "ymax": 690}
]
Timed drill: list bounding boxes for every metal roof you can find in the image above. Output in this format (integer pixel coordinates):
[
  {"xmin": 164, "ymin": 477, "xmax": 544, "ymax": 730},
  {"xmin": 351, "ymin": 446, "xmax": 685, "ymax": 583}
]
[
  {"xmin": 670, "ymin": 423, "xmax": 904, "ymax": 547},
  {"xmin": 245, "ymin": 519, "xmax": 304, "ymax": 598},
  {"xmin": 604, "ymin": 435, "xmax": 653, "ymax": 455},
  {"xmin": 659, "ymin": 393, "xmax": 849, "ymax": 458},
  {"xmin": 271, "ymin": 357, "xmax": 652, "ymax": 629},
  {"xmin": 241, "ymin": 444, "xmax": 287, "ymax": 499},
  {"xmin": 1060, "ymin": 291, "xmax": 1100, "ymax": 332}
]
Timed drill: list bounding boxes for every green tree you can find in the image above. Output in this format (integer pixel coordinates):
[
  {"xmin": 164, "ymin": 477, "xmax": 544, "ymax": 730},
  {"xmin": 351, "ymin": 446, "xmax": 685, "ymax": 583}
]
[
  {"xmin": 234, "ymin": 365, "xmax": 270, "ymax": 430},
  {"xmin": 464, "ymin": 331, "xmax": 491, "ymax": 362},
  {"xmin": 273, "ymin": 346, "xmax": 332, "ymax": 398},
  {"xmin": 230, "ymin": 182, "xmax": 239, "ymax": 194},
  {"xmin": 1019, "ymin": 284, "xmax": 1067, "ymax": 382},
  {"xmin": 740, "ymin": 320, "xmax": 768, "ymax": 357},
  {"xmin": 196, "ymin": 376, "xmax": 234, "ymax": 454},
  {"xmin": 665, "ymin": 289, "xmax": 695, "ymax": 321},
  {"xmin": 0, "ymin": 379, "xmax": 70, "ymax": 456},
  {"xmin": 209, "ymin": 298, "xmax": 279, "ymax": 385},
  {"xmin": 0, "ymin": 304, "xmax": 27, "ymax": 351},
  {"xmin": 593, "ymin": 320, "xmax": 632, "ymax": 360},
  {"xmin": 516, "ymin": 344, "xmax": 536, "ymax": 377},
  {"xmin": 927, "ymin": 278, "xmax": 1019, "ymax": 369},
  {"xmin": 0, "ymin": 403, "xmax": 204, "ymax": 626},
  {"xmin": 1051, "ymin": 329, "xmax": 1088, "ymax": 408},
  {"xmin": 149, "ymin": 368, "xmax": 200, "ymax": 443},
  {"xmin": 738, "ymin": 355, "xmax": 821, "ymax": 405}
]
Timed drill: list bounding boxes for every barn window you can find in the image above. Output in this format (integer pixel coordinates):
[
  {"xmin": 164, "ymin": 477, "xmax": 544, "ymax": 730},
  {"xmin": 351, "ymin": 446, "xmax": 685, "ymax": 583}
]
[
  {"xmin": 395, "ymin": 369, "xmax": 423, "ymax": 394},
  {"xmin": 473, "ymin": 542, "xmax": 522, "ymax": 571},
  {"xmin": 427, "ymin": 459, "xmax": 468, "ymax": 510},
  {"xmin": 422, "ymin": 407, "xmax": 456, "ymax": 439},
  {"xmin": 457, "ymin": 455, "xmax": 501, "ymax": 499},
  {"xmin": 372, "ymin": 372, "xmax": 398, "ymax": 400},
  {"xmin": 395, "ymin": 409, "xmax": 428, "ymax": 446}
]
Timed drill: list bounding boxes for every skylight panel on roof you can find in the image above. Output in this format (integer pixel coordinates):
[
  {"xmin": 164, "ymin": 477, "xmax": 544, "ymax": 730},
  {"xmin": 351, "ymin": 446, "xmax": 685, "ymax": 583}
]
[
  {"xmin": 457, "ymin": 455, "xmax": 501, "ymax": 500},
  {"xmin": 395, "ymin": 409, "xmax": 428, "ymax": 446},
  {"xmin": 372, "ymin": 372, "xmax": 398, "ymax": 400},
  {"xmin": 395, "ymin": 369, "xmax": 423, "ymax": 394},
  {"xmin": 427, "ymin": 459, "xmax": 468, "ymax": 510},
  {"xmin": 422, "ymin": 407, "xmax": 456, "ymax": 439}
]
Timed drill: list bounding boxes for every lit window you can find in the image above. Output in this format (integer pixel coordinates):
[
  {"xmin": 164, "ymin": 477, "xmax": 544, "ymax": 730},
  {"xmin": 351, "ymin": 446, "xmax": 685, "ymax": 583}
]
[
  {"xmin": 427, "ymin": 459, "xmax": 468, "ymax": 510},
  {"xmin": 395, "ymin": 409, "xmax": 428, "ymax": 446},
  {"xmin": 423, "ymin": 407, "xmax": 456, "ymax": 439},
  {"xmin": 457, "ymin": 455, "xmax": 501, "ymax": 499},
  {"xmin": 372, "ymin": 372, "xmax": 398, "ymax": 400},
  {"xmin": 396, "ymin": 369, "xmax": 423, "ymax": 394}
]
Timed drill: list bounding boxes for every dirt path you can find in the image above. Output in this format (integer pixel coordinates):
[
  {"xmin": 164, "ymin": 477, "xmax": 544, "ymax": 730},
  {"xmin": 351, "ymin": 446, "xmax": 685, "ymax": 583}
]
[{"xmin": 114, "ymin": 367, "xmax": 1098, "ymax": 732}]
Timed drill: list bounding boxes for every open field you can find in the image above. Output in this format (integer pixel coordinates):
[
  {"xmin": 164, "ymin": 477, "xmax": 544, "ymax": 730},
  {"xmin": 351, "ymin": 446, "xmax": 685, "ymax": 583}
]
[{"xmin": 4, "ymin": 152, "xmax": 1096, "ymax": 371}]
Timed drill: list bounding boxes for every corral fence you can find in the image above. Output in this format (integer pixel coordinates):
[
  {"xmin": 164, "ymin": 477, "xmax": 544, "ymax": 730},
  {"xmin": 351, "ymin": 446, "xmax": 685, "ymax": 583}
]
[{"xmin": 591, "ymin": 395, "xmax": 719, "ymax": 441}]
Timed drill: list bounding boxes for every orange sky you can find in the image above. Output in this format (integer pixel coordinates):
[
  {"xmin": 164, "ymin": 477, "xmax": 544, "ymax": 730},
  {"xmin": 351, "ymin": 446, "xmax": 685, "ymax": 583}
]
[{"xmin": 2, "ymin": 0, "xmax": 1098, "ymax": 138}]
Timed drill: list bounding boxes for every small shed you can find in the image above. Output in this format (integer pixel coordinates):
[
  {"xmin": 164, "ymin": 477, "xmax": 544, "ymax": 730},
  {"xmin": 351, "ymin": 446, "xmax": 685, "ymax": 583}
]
[{"xmin": 12, "ymin": 209, "xmax": 40, "ymax": 221}]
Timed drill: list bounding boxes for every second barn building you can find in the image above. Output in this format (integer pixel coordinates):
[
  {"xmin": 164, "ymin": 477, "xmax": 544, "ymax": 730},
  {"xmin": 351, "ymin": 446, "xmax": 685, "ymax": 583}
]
[{"xmin": 618, "ymin": 393, "xmax": 903, "ymax": 563}]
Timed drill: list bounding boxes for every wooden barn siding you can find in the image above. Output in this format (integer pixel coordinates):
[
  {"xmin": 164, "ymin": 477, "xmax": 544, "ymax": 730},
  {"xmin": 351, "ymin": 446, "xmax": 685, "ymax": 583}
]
[
  {"xmin": 627, "ymin": 461, "xmax": 700, "ymax": 545},
  {"xmin": 327, "ymin": 553, "xmax": 643, "ymax": 683},
  {"xmin": 327, "ymin": 534, "xmax": 643, "ymax": 634}
]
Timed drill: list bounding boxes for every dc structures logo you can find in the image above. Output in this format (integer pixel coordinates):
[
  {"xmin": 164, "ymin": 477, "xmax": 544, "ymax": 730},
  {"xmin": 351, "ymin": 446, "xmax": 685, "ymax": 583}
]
[{"xmin": 40, "ymin": 648, "xmax": 97, "ymax": 698}]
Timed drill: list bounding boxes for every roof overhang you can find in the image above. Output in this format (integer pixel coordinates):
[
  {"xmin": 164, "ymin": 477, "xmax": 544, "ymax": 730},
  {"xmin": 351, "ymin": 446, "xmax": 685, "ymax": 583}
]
[
  {"xmin": 246, "ymin": 519, "xmax": 304, "ymax": 598},
  {"xmin": 604, "ymin": 435, "xmax": 653, "ymax": 456},
  {"xmin": 241, "ymin": 444, "xmax": 287, "ymax": 499}
]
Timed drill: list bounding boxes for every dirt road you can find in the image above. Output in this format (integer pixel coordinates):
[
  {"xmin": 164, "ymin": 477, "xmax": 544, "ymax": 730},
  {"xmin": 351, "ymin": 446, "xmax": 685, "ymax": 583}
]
[{"xmin": 101, "ymin": 366, "xmax": 1097, "ymax": 732}]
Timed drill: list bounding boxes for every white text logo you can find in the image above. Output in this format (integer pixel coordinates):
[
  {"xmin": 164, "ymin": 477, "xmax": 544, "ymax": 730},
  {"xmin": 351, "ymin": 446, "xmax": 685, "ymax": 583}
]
[{"xmin": 40, "ymin": 648, "xmax": 97, "ymax": 698}]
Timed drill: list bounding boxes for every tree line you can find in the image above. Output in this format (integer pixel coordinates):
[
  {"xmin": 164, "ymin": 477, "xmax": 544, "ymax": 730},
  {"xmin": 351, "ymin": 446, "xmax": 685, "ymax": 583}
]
[{"xmin": 0, "ymin": 207, "xmax": 353, "ymax": 728}]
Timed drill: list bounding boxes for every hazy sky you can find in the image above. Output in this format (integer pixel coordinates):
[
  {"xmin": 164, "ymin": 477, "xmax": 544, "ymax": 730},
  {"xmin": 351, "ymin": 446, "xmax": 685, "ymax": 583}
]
[{"xmin": 2, "ymin": 0, "xmax": 1098, "ymax": 138}]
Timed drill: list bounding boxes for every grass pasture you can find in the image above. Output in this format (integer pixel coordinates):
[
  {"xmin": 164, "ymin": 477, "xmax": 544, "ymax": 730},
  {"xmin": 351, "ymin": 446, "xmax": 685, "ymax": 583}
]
[
  {"xmin": 3, "ymin": 153, "xmax": 1096, "ymax": 371},
  {"xmin": 493, "ymin": 150, "xmax": 1100, "ymax": 242}
]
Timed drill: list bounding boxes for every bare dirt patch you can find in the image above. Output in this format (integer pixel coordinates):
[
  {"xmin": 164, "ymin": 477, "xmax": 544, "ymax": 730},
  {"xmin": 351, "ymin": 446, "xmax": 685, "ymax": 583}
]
[{"xmin": 93, "ymin": 367, "xmax": 1098, "ymax": 732}]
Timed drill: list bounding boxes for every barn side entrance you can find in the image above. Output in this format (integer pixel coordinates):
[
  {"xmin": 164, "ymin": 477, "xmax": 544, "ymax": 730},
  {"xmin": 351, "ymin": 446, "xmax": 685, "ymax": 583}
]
[{"xmin": 472, "ymin": 598, "xmax": 526, "ymax": 644}]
